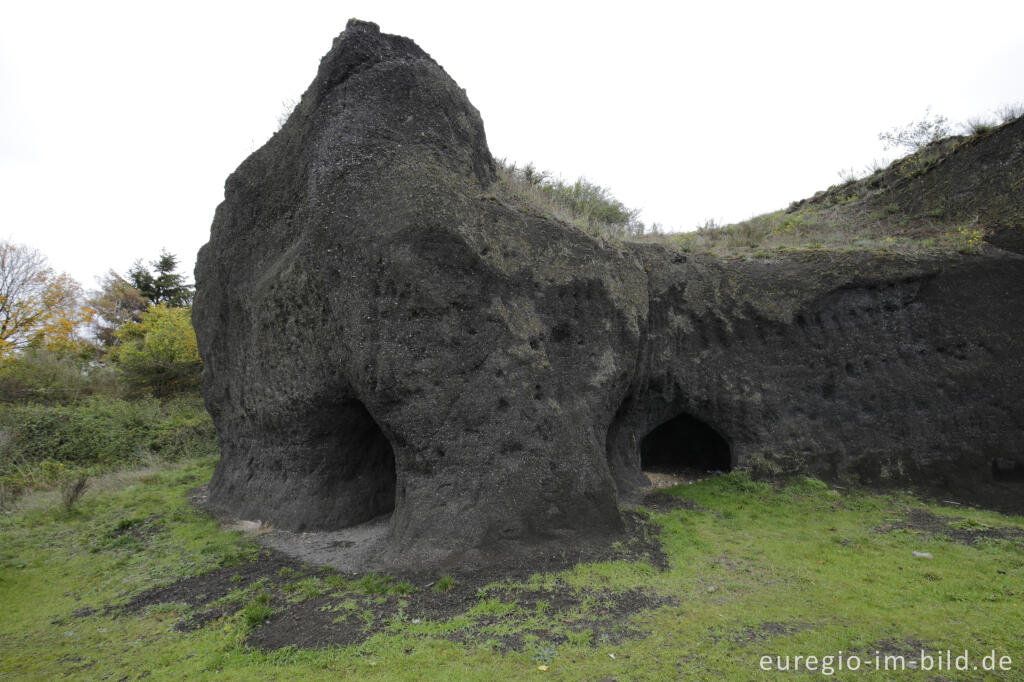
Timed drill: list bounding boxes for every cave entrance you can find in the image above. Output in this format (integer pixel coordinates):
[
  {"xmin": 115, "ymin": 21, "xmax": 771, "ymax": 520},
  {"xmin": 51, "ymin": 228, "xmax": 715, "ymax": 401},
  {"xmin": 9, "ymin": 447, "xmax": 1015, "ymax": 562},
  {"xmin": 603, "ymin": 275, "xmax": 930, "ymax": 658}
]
[
  {"xmin": 640, "ymin": 413, "xmax": 731, "ymax": 476},
  {"xmin": 333, "ymin": 399, "xmax": 397, "ymax": 520}
]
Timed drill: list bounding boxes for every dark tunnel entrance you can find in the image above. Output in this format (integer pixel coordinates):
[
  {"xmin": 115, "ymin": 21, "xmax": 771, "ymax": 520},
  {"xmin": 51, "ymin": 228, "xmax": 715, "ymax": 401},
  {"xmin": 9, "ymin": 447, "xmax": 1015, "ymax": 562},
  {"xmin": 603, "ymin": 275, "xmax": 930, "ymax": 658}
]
[
  {"xmin": 334, "ymin": 399, "xmax": 397, "ymax": 519},
  {"xmin": 641, "ymin": 413, "xmax": 732, "ymax": 474}
]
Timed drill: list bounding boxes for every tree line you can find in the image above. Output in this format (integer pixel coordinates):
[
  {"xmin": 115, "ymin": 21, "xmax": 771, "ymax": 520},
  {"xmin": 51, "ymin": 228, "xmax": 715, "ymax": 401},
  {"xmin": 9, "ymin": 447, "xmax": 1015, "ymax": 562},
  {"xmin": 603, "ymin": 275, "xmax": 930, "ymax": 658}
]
[{"xmin": 0, "ymin": 240, "xmax": 200, "ymax": 401}]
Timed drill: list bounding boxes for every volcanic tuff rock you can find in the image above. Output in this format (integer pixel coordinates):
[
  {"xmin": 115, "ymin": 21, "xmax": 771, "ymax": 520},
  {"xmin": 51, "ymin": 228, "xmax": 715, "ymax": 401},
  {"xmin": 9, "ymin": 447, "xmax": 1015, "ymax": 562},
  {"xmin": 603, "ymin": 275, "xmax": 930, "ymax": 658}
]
[{"xmin": 194, "ymin": 19, "xmax": 1024, "ymax": 572}]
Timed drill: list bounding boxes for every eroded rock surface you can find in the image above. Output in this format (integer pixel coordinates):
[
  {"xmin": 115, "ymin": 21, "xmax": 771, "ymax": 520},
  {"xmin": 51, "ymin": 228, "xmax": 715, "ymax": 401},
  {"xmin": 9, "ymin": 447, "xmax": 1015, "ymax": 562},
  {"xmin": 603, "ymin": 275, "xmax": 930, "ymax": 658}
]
[{"xmin": 195, "ymin": 20, "xmax": 1024, "ymax": 571}]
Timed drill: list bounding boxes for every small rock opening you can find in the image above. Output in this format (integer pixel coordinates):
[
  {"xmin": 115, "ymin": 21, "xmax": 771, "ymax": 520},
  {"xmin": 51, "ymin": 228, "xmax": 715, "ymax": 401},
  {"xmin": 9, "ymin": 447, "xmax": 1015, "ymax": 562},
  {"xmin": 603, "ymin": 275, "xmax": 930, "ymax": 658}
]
[
  {"xmin": 641, "ymin": 413, "xmax": 732, "ymax": 479},
  {"xmin": 992, "ymin": 457, "xmax": 1024, "ymax": 482},
  {"xmin": 333, "ymin": 399, "xmax": 397, "ymax": 519}
]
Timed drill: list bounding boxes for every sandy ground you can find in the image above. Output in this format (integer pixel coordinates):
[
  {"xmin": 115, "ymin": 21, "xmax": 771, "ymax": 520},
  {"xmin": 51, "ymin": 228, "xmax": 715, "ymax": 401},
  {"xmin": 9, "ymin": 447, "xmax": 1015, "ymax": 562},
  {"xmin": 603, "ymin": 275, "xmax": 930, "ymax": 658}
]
[{"xmin": 202, "ymin": 468, "xmax": 717, "ymax": 574}]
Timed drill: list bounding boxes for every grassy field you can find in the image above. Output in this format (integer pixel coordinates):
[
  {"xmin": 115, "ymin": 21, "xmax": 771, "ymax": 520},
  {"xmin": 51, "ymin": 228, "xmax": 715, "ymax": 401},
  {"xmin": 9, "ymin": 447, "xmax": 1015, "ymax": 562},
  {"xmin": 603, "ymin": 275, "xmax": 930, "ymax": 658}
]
[{"xmin": 2, "ymin": 459, "xmax": 1022, "ymax": 680}]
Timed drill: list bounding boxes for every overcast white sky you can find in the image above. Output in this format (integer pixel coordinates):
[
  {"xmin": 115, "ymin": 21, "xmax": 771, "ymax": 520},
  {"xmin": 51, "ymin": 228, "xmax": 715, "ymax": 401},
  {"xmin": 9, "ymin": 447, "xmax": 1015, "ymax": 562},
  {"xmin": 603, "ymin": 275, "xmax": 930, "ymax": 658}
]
[{"xmin": 1, "ymin": 1, "xmax": 1022, "ymax": 289}]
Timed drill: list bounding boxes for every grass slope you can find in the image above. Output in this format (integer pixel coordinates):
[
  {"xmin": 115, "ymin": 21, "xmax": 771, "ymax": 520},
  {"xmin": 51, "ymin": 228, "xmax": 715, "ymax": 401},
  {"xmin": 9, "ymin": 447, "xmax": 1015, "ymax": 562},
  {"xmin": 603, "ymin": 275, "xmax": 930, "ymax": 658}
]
[
  {"xmin": 644, "ymin": 115, "xmax": 1024, "ymax": 259},
  {"xmin": 2, "ymin": 462, "xmax": 1022, "ymax": 680}
]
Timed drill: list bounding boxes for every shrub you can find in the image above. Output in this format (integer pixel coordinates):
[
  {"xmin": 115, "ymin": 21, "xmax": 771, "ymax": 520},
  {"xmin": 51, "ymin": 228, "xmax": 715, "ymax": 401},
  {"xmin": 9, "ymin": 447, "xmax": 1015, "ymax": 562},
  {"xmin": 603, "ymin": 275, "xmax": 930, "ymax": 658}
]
[
  {"xmin": 60, "ymin": 474, "xmax": 88, "ymax": 512},
  {"xmin": 110, "ymin": 305, "xmax": 202, "ymax": 397},
  {"xmin": 0, "ymin": 349, "xmax": 118, "ymax": 404},
  {"xmin": 0, "ymin": 394, "xmax": 217, "ymax": 497},
  {"xmin": 878, "ymin": 107, "xmax": 952, "ymax": 152}
]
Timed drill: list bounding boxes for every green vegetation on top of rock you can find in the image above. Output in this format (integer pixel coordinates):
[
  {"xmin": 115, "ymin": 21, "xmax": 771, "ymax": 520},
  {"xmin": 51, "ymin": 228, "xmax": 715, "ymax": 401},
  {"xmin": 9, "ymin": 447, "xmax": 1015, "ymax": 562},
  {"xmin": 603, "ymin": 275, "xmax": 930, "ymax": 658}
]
[
  {"xmin": 494, "ymin": 160, "xmax": 645, "ymax": 240},
  {"xmin": 642, "ymin": 106, "xmax": 1024, "ymax": 259}
]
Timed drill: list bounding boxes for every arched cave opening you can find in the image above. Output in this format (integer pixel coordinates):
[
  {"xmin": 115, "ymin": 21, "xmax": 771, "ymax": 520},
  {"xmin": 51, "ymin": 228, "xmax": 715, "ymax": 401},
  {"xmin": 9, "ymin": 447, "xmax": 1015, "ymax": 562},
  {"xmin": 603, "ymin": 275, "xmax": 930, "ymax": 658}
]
[
  {"xmin": 641, "ymin": 413, "xmax": 732, "ymax": 475},
  {"xmin": 333, "ymin": 399, "xmax": 397, "ymax": 519}
]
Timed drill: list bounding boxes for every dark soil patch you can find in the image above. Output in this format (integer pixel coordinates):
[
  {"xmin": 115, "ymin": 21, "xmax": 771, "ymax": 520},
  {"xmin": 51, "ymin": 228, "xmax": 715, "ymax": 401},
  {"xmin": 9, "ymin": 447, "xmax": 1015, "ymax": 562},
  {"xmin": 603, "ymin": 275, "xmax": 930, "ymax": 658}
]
[
  {"xmin": 906, "ymin": 479, "xmax": 1024, "ymax": 518},
  {"xmin": 248, "ymin": 579, "xmax": 676, "ymax": 652},
  {"xmin": 873, "ymin": 508, "xmax": 1024, "ymax": 545},
  {"xmin": 122, "ymin": 550, "xmax": 304, "ymax": 613},
  {"xmin": 176, "ymin": 605, "xmax": 233, "ymax": 632},
  {"xmin": 117, "ymin": 549, "xmax": 312, "ymax": 630},
  {"xmin": 729, "ymin": 621, "xmax": 813, "ymax": 647},
  {"xmin": 114, "ymin": 509, "xmax": 677, "ymax": 651},
  {"xmin": 617, "ymin": 509, "xmax": 669, "ymax": 570}
]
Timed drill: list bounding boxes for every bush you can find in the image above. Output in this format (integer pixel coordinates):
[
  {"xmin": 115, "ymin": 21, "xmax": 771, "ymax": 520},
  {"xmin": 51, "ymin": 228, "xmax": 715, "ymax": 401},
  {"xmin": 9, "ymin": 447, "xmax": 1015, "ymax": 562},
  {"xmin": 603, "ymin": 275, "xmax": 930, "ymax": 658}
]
[
  {"xmin": 0, "ymin": 394, "xmax": 217, "ymax": 498},
  {"xmin": 878, "ymin": 107, "xmax": 952, "ymax": 152},
  {"xmin": 0, "ymin": 349, "xmax": 117, "ymax": 404},
  {"xmin": 60, "ymin": 474, "xmax": 88, "ymax": 512},
  {"xmin": 110, "ymin": 305, "xmax": 202, "ymax": 397}
]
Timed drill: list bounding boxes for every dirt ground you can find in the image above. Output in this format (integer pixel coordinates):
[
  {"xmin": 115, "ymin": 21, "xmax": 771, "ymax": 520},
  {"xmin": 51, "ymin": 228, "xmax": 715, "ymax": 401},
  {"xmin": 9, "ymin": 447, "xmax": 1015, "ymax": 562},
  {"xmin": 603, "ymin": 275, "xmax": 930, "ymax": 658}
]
[
  {"xmin": 121, "ymin": 494, "xmax": 680, "ymax": 651},
  {"xmin": 873, "ymin": 507, "xmax": 1024, "ymax": 545}
]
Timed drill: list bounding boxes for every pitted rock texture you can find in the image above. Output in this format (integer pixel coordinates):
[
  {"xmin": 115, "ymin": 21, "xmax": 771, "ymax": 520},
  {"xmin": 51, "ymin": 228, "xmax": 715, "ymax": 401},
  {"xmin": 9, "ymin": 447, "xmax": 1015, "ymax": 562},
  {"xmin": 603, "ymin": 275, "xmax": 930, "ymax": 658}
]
[{"xmin": 195, "ymin": 19, "xmax": 1024, "ymax": 572}]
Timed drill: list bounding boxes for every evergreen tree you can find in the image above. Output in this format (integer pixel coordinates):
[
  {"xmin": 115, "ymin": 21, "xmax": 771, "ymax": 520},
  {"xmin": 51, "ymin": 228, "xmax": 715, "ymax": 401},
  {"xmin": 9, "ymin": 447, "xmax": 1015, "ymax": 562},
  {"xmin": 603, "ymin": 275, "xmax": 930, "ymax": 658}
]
[{"xmin": 127, "ymin": 250, "xmax": 194, "ymax": 307}]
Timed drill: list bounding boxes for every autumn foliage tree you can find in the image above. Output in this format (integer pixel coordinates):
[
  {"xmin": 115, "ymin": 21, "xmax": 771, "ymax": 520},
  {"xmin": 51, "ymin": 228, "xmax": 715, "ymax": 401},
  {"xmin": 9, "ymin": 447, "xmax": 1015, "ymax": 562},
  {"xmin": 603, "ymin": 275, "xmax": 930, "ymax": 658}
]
[
  {"xmin": 87, "ymin": 270, "xmax": 150, "ymax": 347},
  {"xmin": 0, "ymin": 242, "xmax": 203, "ymax": 400},
  {"xmin": 0, "ymin": 241, "xmax": 93, "ymax": 358}
]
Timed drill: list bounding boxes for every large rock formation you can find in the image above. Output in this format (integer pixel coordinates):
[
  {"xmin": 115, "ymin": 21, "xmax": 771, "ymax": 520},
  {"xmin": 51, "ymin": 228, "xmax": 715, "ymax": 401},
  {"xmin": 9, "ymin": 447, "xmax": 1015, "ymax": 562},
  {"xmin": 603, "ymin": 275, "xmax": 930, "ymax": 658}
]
[{"xmin": 195, "ymin": 20, "xmax": 1024, "ymax": 571}]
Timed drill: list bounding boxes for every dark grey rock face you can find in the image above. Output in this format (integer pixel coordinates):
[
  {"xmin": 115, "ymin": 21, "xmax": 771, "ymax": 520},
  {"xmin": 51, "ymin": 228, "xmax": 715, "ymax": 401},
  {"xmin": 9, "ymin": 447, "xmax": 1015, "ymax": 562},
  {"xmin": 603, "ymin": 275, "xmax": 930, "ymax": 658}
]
[
  {"xmin": 195, "ymin": 20, "xmax": 1024, "ymax": 571},
  {"xmin": 195, "ymin": 20, "xmax": 643, "ymax": 570},
  {"xmin": 607, "ymin": 249, "xmax": 1024, "ymax": 507}
]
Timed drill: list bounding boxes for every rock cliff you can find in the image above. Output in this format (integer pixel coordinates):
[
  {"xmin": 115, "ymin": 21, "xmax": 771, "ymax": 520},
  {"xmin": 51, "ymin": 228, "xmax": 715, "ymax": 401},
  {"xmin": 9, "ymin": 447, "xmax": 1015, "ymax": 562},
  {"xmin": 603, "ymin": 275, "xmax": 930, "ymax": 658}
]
[{"xmin": 195, "ymin": 19, "xmax": 1024, "ymax": 571}]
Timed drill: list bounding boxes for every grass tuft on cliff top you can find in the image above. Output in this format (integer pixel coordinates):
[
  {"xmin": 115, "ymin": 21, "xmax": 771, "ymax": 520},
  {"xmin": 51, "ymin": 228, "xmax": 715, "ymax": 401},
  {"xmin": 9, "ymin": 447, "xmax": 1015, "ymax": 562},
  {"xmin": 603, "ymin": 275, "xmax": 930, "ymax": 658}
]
[{"xmin": 493, "ymin": 159, "xmax": 646, "ymax": 241}]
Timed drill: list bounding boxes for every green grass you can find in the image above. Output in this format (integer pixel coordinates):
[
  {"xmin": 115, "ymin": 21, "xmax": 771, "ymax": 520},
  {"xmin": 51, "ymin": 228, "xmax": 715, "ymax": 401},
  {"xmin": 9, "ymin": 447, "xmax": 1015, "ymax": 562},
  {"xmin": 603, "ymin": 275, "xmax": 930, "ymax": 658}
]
[
  {"xmin": 648, "ymin": 202, "xmax": 990, "ymax": 260},
  {"xmin": 241, "ymin": 593, "xmax": 274, "ymax": 630},
  {"xmin": 2, "ymin": 462, "xmax": 1022, "ymax": 680},
  {"xmin": 282, "ymin": 576, "xmax": 327, "ymax": 602},
  {"xmin": 353, "ymin": 573, "xmax": 414, "ymax": 596}
]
